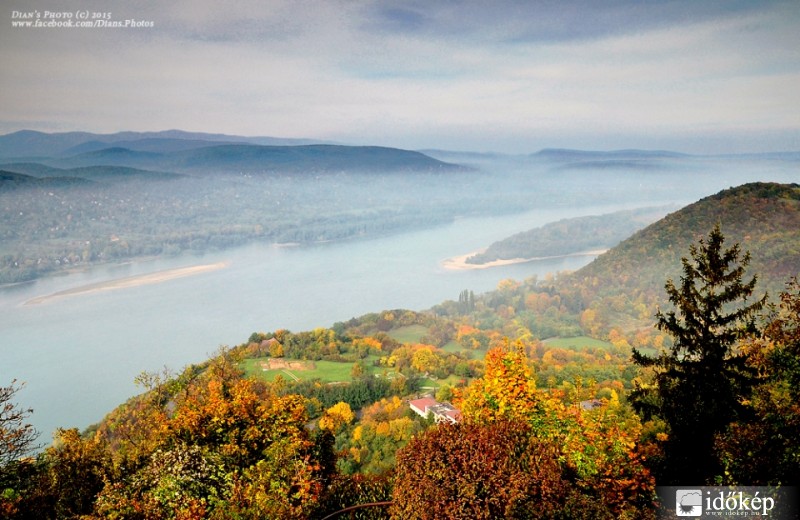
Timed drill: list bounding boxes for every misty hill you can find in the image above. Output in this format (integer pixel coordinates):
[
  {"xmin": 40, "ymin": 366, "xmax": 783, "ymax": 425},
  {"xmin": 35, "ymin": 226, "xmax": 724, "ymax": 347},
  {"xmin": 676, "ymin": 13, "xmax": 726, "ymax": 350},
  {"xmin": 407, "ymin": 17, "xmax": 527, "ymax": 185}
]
[
  {"xmin": 465, "ymin": 206, "xmax": 675, "ymax": 265},
  {"xmin": 0, "ymin": 142, "xmax": 470, "ymax": 283},
  {"xmin": 532, "ymin": 148, "xmax": 691, "ymax": 161},
  {"xmin": 47, "ymin": 144, "xmax": 465, "ymax": 174},
  {"xmin": 531, "ymin": 148, "xmax": 694, "ymax": 173},
  {"xmin": 557, "ymin": 182, "xmax": 800, "ymax": 328},
  {"xmin": 0, "ymin": 162, "xmax": 183, "ymax": 183},
  {"xmin": 0, "ymin": 162, "xmax": 67, "ymax": 177},
  {"xmin": 0, "ymin": 169, "xmax": 92, "ymax": 190},
  {"xmin": 61, "ymin": 138, "xmax": 250, "ymax": 155},
  {"xmin": 0, "ymin": 129, "xmax": 331, "ymax": 158}
]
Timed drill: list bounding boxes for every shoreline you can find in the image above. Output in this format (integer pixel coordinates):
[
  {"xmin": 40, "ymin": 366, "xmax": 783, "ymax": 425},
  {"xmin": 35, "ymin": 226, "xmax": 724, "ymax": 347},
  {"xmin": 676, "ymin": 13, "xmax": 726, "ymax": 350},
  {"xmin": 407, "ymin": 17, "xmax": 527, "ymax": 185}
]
[
  {"xmin": 440, "ymin": 249, "xmax": 607, "ymax": 271},
  {"xmin": 23, "ymin": 261, "xmax": 229, "ymax": 305}
]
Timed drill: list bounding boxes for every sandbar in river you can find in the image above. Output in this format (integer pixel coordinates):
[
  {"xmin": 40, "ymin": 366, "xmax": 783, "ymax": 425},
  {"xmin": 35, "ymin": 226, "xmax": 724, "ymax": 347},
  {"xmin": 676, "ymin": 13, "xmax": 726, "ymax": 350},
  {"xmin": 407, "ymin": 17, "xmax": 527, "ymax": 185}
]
[{"xmin": 24, "ymin": 262, "xmax": 229, "ymax": 305}]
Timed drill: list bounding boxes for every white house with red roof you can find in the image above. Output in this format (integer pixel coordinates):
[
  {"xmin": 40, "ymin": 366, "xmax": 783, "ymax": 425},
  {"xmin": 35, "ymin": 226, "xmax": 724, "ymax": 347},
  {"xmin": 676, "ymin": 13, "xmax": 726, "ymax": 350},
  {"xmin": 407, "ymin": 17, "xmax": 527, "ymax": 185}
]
[{"xmin": 409, "ymin": 396, "xmax": 461, "ymax": 424}]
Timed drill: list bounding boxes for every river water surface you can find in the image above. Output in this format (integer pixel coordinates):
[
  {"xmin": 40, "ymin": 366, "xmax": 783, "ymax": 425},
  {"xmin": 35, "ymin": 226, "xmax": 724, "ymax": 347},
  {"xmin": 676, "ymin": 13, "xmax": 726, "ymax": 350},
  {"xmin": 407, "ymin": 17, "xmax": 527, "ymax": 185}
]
[{"xmin": 0, "ymin": 202, "xmax": 658, "ymax": 440}]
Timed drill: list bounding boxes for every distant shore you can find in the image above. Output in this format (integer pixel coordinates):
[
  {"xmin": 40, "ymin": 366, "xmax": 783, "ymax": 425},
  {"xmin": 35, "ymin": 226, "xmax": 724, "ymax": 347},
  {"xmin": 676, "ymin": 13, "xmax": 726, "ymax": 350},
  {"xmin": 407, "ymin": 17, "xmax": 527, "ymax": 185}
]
[
  {"xmin": 441, "ymin": 249, "xmax": 607, "ymax": 271},
  {"xmin": 24, "ymin": 262, "xmax": 229, "ymax": 305}
]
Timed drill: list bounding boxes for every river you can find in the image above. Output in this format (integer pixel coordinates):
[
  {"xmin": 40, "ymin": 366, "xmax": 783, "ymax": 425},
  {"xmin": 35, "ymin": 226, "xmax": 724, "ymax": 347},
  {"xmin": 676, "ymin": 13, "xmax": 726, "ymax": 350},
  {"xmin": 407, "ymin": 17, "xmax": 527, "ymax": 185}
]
[{"xmin": 0, "ymin": 202, "xmax": 659, "ymax": 441}]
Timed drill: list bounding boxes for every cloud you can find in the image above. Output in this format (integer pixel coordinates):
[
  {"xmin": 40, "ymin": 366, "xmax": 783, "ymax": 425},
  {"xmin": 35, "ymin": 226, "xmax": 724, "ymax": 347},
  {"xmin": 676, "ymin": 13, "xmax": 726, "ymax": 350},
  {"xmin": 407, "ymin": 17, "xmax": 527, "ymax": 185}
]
[{"xmin": 1, "ymin": 0, "xmax": 798, "ymax": 153}]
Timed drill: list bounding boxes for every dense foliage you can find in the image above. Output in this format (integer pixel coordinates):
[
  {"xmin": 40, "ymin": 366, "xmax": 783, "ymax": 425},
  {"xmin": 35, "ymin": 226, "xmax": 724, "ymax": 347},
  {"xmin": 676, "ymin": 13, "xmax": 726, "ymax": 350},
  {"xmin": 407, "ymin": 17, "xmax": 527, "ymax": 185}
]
[
  {"xmin": 394, "ymin": 343, "xmax": 655, "ymax": 519},
  {"xmin": 466, "ymin": 207, "xmax": 668, "ymax": 264},
  {"xmin": 559, "ymin": 182, "xmax": 800, "ymax": 333},
  {"xmin": 2, "ymin": 181, "xmax": 799, "ymax": 517},
  {"xmin": 716, "ymin": 277, "xmax": 800, "ymax": 486}
]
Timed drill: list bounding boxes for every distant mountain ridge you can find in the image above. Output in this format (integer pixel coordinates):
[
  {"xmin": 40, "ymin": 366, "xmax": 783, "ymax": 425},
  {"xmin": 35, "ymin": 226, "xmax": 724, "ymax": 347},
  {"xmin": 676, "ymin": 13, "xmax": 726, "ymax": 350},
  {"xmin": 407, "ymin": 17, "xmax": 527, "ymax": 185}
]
[
  {"xmin": 62, "ymin": 138, "xmax": 251, "ymax": 155},
  {"xmin": 0, "ymin": 129, "xmax": 332, "ymax": 158},
  {"xmin": 0, "ymin": 130, "xmax": 465, "ymax": 175},
  {"xmin": 26, "ymin": 144, "xmax": 463, "ymax": 175},
  {"xmin": 532, "ymin": 148, "xmax": 691, "ymax": 161},
  {"xmin": 531, "ymin": 147, "xmax": 800, "ymax": 163}
]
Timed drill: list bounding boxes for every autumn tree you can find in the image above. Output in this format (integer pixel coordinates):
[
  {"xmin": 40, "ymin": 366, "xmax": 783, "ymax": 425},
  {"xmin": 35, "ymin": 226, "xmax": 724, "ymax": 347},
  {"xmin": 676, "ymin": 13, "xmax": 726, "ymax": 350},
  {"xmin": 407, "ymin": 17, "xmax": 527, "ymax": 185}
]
[
  {"xmin": 392, "ymin": 421, "xmax": 568, "ymax": 520},
  {"xmin": 333, "ymin": 396, "xmax": 425, "ymax": 475},
  {"xmin": 0, "ymin": 380, "xmax": 39, "ymax": 468},
  {"xmin": 630, "ymin": 225, "xmax": 766, "ymax": 484},
  {"xmin": 318, "ymin": 401, "xmax": 355, "ymax": 434},
  {"xmin": 28, "ymin": 428, "xmax": 113, "ymax": 519},
  {"xmin": 458, "ymin": 341, "xmax": 541, "ymax": 425},
  {"xmin": 0, "ymin": 380, "xmax": 39, "ymax": 517},
  {"xmin": 717, "ymin": 277, "xmax": 800, "ymax": 485},
  {"xmin": 0, "ymin": 380, "xmax": 40, "ymax": 515},
  {"xmin": 269, "ymin": 339, "xmax": 285, "ymax": 358},
  {"xmin": 91, "ymin": 349, "xmax": 335, "ymax": 519},
  {"xmin": 392, "ymin": 419, "xmax": 651, "ymax": 520},
  {"xmin": 454, "ymin": 341, "xmax": 654, "ymax": 517}
]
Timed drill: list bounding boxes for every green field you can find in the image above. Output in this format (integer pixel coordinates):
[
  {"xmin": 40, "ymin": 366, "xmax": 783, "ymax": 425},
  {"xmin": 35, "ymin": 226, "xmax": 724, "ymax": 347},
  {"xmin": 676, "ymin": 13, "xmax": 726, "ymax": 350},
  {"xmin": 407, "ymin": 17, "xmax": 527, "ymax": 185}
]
[
  {"xmin": 440, "ymin": 340, "xmax": 465, "ymax": 353},
  {"xmin": 242, "ymin": 358, "xmax": 366, "ymax": 383},
  {"xmin": 387, "ymin": 325, "xmax": 428, "ymax": 344},
  {"xmin": 542, "ymin": 336, "xmax": 614, "ymax": 350},
  {"xmin": 418, "ymin": 374, "xmax": 463, "ymax": 389}
]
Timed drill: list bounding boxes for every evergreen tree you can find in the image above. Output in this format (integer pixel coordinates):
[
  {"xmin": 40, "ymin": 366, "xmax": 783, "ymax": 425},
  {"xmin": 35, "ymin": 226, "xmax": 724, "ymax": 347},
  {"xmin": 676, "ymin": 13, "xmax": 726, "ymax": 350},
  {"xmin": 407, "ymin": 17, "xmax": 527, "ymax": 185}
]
[
  {"xmin": 458, "ymin": 289, "xmax": 476, "ymax": 313},
  {"xmin": 631, "ymin": 224, "xmax": 766, "ymax": 484}
]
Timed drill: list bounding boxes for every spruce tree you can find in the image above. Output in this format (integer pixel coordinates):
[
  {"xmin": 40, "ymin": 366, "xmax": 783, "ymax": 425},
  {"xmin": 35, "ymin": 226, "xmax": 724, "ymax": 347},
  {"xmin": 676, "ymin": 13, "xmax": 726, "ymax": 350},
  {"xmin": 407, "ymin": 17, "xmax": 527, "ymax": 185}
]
[{"xmin": 631, "ymin": 224, "xmax": 766, "ymax": 484}]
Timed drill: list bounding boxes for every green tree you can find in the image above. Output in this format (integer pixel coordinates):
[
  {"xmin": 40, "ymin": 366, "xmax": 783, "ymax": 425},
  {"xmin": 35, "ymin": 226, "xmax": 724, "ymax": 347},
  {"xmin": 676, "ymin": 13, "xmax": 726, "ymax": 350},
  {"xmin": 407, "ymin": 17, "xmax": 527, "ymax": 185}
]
[{"xmin": 630, "ymin": 224, "xmax": 766, "ymax": 484}]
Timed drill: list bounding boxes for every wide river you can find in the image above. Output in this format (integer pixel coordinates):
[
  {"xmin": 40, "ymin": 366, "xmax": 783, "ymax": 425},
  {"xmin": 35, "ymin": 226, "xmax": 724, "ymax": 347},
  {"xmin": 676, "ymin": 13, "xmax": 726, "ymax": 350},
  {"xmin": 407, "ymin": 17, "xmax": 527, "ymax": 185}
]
[{"xmin": 1, "ymin": 202, "xmax": 658, "ymax": 441}]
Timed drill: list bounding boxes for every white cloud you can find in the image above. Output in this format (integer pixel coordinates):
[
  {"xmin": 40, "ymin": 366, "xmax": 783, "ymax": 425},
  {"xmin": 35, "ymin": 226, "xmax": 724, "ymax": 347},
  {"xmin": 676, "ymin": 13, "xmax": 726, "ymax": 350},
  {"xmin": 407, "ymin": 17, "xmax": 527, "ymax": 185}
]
[{"xmin": 1, "ymin": 0, "xmax": 798, "ymax": 152}]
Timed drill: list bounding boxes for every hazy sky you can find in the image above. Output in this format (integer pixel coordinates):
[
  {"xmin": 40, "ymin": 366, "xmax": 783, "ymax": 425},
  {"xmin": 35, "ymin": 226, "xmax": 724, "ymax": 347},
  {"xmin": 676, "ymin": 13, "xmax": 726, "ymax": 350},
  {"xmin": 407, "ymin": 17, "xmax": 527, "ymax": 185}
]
[{"xmin": 2, "ymin": 0, "xmax": 799, "ymax": 153}]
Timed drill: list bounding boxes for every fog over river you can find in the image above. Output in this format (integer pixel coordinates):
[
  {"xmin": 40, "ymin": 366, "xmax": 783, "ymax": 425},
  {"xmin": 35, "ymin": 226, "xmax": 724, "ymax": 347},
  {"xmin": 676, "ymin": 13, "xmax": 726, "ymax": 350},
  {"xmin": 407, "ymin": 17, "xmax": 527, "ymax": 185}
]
[{"xmin": 0, "ymin": 202, "xmax": 650, "ymax": 440}]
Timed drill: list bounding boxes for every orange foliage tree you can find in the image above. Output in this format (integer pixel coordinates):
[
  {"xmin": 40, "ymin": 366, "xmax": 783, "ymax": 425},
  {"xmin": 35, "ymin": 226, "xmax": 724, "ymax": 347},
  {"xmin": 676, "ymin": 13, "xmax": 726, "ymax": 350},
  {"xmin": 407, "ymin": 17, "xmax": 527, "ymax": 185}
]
[{"xmin": 91, "ymin": 350, "xmax": 334, "ymax": 519}]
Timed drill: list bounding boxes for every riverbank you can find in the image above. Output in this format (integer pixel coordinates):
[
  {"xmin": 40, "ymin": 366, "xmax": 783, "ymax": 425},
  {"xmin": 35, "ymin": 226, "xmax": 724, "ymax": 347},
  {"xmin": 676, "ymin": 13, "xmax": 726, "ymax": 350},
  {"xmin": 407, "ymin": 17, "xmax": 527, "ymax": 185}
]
[
  {"xmin": 24, "ymin": 262, "xmax": 229, "ymax": 305},
  {"xmin": 441, "ymin": 249, "xmax": 607, "ymax": 270}
]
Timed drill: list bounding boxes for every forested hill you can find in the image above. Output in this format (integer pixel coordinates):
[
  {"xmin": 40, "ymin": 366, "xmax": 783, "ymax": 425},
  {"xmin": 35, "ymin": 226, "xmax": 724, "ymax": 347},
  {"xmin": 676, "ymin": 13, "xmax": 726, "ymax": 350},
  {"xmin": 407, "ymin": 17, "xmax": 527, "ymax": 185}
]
[
  {"xmin": 0, "ymin": 169, "xmax": 92, "ymax": 190},
  {"xmin": 558, "ymin": 182, "xmax": 800, "ymax": 317},
  {"xmin": 46, "ymin": 144, "xmax": 466, "ymax": 174},
  {"xmin": 465, "ymin": 206, "xmax": 673, "ymax": 265}
]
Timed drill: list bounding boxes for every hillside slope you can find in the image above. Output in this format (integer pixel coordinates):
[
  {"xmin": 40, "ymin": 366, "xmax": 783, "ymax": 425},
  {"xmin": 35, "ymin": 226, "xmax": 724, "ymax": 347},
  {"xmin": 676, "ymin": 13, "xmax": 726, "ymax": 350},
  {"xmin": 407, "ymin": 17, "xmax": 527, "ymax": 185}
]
[
  {"xmin": 465, "ymin": 206, "xmax": 673, "ymax": 265},
  {"xmin": 559, "ymin": 182, "xmax": 800, "ymax": 318}
]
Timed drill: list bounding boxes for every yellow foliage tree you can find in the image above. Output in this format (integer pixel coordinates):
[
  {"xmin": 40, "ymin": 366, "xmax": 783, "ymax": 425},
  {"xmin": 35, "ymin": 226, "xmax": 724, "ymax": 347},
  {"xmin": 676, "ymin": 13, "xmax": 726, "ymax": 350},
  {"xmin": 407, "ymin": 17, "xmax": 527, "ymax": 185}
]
[
  {"xmin": 318, "ymin": 401, "xmax": 355, "ymax": 433},
  {"xmin": 269, "ymin": 340, "xmax": 284, "ymax": 358},
  {"xmin": 454, "ymin": 340, "xmax": 655, "ymax": 517},
  {"xmin": 457, "ymin": 341, "xmax": 541, "ymax": 424},
  {"xmin": 410, "ymin": 345, "xmax": 444, "ymax": 374}
]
